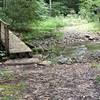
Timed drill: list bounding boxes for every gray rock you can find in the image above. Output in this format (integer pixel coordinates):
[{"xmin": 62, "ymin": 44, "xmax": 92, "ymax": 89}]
[
  {"xmin": 72, "ymin": 45, "xmax": 90, "ymax": 63},
  {"xmin": 57, "ymin": 55, "xmax": 73, "ymax": 65},
  {"xmin": 92, "ymin": 50, "xmax": 100, "ymax": 61}
]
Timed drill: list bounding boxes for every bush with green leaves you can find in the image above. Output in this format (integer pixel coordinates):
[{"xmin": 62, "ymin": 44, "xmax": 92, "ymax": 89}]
[
  {"xmin": 79, "ymin": 0, "xmax": 100, "ymax": 21},
  {"xmin": 2, "ymin": 0, "xmax": 48, "ymax": 31},
  {"xmin": 45, "ymin": 0, "xmax": 80, "ymax": 16}
]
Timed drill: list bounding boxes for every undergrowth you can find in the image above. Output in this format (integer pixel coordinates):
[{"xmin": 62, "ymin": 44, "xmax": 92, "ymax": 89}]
[
  {"xmin": 0, "ymin": 69, "xmax": 26, "ymax": 99},
  {"xmin": 22, "ymin": 15, "xmax": 100, "ymax": 40}
]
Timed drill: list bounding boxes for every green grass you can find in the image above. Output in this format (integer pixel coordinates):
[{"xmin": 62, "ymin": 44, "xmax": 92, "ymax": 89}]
[
  {"xmin": 22, "ymin": 16, "xmax": 80, "ymax": 39},
  {"xmin": 22, "ymin": 16, "xmax": 69, "ymax": 39},
  {"xmin": 32, "ymin": 16, "xmax": 71, "ymax": 30},
  {"xmin": 22, "ymin": 15, "xmax": 100, "ymax": 40},
  {"xmin": 91, "ymin": 62, "xmax": 100, "ymax": 68},
  {"xmin": 0, "ymin": 69, "xmax": 26, "ymax": 99},
  {"xmin": 95, "ymin": 75, "xmax": 100, "ymax": 83},
  {"xmin": 84, "ymin": 22, "xmax": 100, "ymax": 32}
]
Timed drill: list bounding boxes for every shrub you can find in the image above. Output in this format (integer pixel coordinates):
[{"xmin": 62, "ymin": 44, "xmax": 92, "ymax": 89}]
[{"xmin": 1, "ymin": 0, "xmax": 48, "ymax": 31}]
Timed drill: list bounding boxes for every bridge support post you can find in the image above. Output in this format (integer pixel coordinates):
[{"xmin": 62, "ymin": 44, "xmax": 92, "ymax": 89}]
[
  {"xmin": 0, "ymin": 19, "xmax": 9, "ymax": 55},
  {"xmin": 0, "ymin": 21, "xmax": 1, "ymax": 40},
  {"xmin": 5, "ymin": 25, "xmax": 9, "ymax": 55}
]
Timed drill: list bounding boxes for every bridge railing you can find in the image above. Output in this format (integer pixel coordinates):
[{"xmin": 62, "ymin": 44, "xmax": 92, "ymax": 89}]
[{"xmin": 0, "ymin": 19, "xmax": 9, "ymax": 54}]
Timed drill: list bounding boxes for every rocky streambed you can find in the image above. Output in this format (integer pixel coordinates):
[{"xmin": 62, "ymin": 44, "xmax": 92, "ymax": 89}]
[
  {"xmin": 51, "ymin": 42, "xmax": 100, "ymax": 64},
  {"xmin": 26, "ymin": 37, "xmax": 100, "ymax": 64},
  {"xmin": 0, "ymin": 29, "xmax": 100, "ymax": 99},
  {"xmin": 25, "ymin": 30, "xmax": 100, "ymax": 65}
]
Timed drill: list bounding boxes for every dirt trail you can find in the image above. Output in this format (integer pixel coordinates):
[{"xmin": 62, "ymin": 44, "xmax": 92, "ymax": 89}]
[
  {"xmin": 4, "ymin": 61, "xmax": 100, "ymax": 100},
  {"xmin": 59, "ymin": 23, "xmax": 99, "ymax": 39},
  {"xmin": 0, "ymin": 23, "xmax": 100, "ymax": 99}
]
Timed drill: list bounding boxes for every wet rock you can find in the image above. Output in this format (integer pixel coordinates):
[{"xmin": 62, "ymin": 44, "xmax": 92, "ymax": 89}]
[
  {"xmin": 57, "ymin": 55, "xmax": 73, "ymax": 65},
  {"xmin": 33, "ymin": 54, "xmax": 43, "ymax": 60},
  {"xmin": 39, "ymin": 61, "xmax": 52, "ymax": 66},
  {"xmin": 72, "ymin": 45, "xmax": 91, "ymax": 63},
  {"xmin": 91, "ymin": 50, "xmax": 100, "ymax": 61}
]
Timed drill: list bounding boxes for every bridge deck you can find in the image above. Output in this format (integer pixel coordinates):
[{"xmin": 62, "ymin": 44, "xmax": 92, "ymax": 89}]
[
  {"xmin": 0, "ymin": 19, "xmax": 32, "ymax": 58},
  {"xmin": 9, "ymin": 31, "xmax": 32, "ymax": 54}
]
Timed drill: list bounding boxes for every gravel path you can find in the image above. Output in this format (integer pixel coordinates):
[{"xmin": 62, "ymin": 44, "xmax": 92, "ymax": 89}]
[
  {"xmin": 6, "ymin": 62, "xmax": 100, "ymax": 100},
  {"xmin": 58, "ymin": 24, "xmax": 100, "ymax": 44},
  {"xmin": 1, "ymin": 24, "xmax": 100, "ymax": 100}
]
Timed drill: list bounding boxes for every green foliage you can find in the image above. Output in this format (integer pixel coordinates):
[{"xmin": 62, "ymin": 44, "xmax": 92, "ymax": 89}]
[
  {"xmin": 51, "ymin": 2, "xmax": 69, "ymax": 16},
  {"xmin": 23, "ymin": 16, "xmax": 85, "ymax": 39},
  {"xmin": 91, "ymin": 62, "xmax": 100, "ymax": 68},
  {"xmin": 23, "ymin": 15, "xmax": 100, "ymax": 40},
  {"xmin": 1, "ymin": 0, "xmax": 48, "ymax": 31},
  {"xmin": 36, "ymin": 0, "xmax": 49, "ymax": 19},
  {"xmin": 95, "ymin": 75, "xmax": 100, "ymax": 83},
  {"xmin": 79, "ymin": 0, "xmax": 100, "ymax": 21},
  {"xmin": 0, "ymin": 69, "xmax": 26, "ymax": 99},
  {"xmin": 23, "ymin": 16, "xmax": 70, "ymax": 39},
  {"xmin": 45, "ymin": 0, "xmax": 80, "ymax": 16}
]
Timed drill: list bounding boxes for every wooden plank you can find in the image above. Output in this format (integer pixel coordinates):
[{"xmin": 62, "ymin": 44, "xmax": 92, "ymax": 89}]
[
  {"xmin": 5, "ymin": 25, "xmax": 9, "ymax": 53},
  {"xmin": 0, "ymin": 19, "xmax": 9, "ymax": 26},
  {"xmin": 0, "ymin": 20, "xmax": 1, "ymax": 39},
  {"xmin": 9, "ymin": 31, "xmax": 32, "ymax": 54},
  {"xmin": 0, "ymin": 19, "xmax": 32, "ymax": 57},
  {"xmin": 0, "ymin": 19, "xmax": 9, "ymax": 54}
]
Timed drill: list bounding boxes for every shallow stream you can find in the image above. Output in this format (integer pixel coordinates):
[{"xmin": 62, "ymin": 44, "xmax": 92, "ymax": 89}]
[{"xmin": 42, "ymin": 42, "xmax": 100, "ymax": 63}]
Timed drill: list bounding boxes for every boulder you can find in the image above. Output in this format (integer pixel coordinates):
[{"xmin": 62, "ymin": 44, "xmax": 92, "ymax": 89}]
[
  {"xmin": 39, "ymin": 61, "xmax": 52, "ymax": 66},
  {"xmin": 72, "ymin": 45, "xmax": 90, "ymax": 63},
  {"xmin": 91, "ymin": 50, "xmax": 100, "ymax": 61},
  {"xmin": 57, "ymin": 55, "xmax": 73, "ymax": 65}
]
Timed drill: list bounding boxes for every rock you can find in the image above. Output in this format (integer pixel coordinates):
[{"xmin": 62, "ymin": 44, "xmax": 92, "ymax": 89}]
[
  {"xmin": 24, "ymin": 94, "xmax": 33, "ymax": 100},
  {"xmin": 85, "ymin": 34, "xmax": 91, "ymax": 38},
  {"xmin": 89, "ymin": 37, "xmax": 95, "ymax": 41},
  {"xmin": 84, "ymin": 34, "xmax": 95, "ymax": 41},
  {"xmin": 92, "ymin": 50, "xmax": 100, "ymax": 61},
  {"xmin": 57, "ymin": 55, "xmax": 73, "ymax": 65},
  {"xmin": 72, "ymin": 45, "xmax": 90, "ymax": 63},
  {"xmin": 33, "ymin": 54, "xmax": 43, "ymax": 60},
  {"xmin": 0, "ymin": 88, "xmax": 4, "ymax": 92},
  {"xmin": 39, "ymin": 61, "xmax": 52, "ymax": 66},
  {"xmin": 5, "ymin": 58, "xmax": 40, "ymax": 65}
]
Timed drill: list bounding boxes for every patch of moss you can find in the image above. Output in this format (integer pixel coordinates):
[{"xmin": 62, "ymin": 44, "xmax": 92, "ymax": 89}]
[
  {"xmin": 91, "ymin": 62, "xmax": 100, "ymax": 68},
  {"xmin": 0, "ymin": 69, "xmax": 26, "ymax": 99},
  {"xmin": 0, "ymin": 83, "xmax": 26, "ymax": 99},
  {"xmin": 0, "ymin": 69, "xmax": 15, "ymax": 80},
  {"xmin": 95, "ymin": 75, "xmax": 100, "ymax": 83}
]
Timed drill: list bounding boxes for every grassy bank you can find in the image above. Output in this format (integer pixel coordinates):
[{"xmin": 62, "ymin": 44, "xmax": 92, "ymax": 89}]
[
  {"xmin": 0, "ymin": 69, "xmax": 26, "ymax": 99},
  {"xmin": 22, "ymin": 16, "xmax": 69, "ymax": 39},
  {"xmin": 22, "ymin": 16, "xmax": 81, "ymax": 39},
  {"xmin": 22, "ymin": 16, "xmax": 100, "ymax": 40}
]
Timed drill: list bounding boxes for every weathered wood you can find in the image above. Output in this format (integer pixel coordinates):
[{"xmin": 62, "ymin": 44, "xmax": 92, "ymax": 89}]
[
  {"xmin": 5, "ymin": 25, "xmax": 9, "ymax": 54},
  {"xmin": 0, "ymin": 19, "xmax": 32, "ymax": 58},
  {"xmin": 0, "ymin": 19, "xmax": 9, "ymax": 54},
  {"xmin": 0, "ymin": 20, "xmax": 1, "ymax": 39},
  {"xmin": 0, "ymin": 19, "xmax": 9, "ymax": 26},
  {"xmin": 9, "ymin": 31, "xmax": 32, "ymax": 54}
]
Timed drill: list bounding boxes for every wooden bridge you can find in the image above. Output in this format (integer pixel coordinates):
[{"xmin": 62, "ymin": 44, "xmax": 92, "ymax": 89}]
[{"xmin": 0, "ymin": 19, "xmax": 32, "ymax": 58}]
